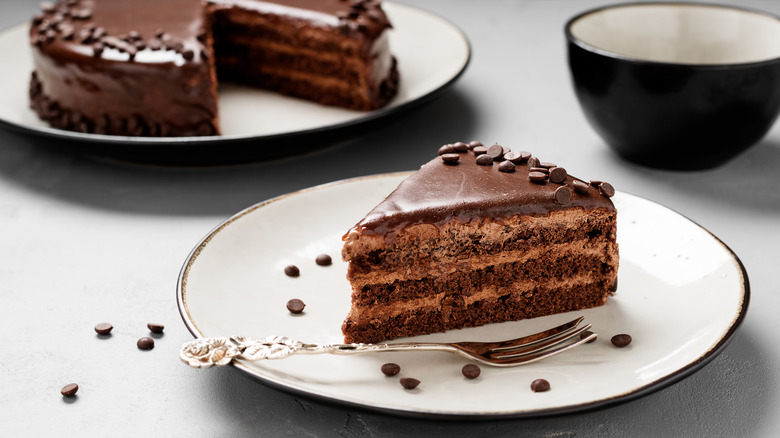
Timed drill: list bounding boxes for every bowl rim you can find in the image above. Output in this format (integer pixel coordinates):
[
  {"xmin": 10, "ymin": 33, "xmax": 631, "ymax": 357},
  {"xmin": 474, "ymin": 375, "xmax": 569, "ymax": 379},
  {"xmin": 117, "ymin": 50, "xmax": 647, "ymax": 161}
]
[{"xmin": 564, "ymin": 1, "xmax": 780, "ymax": 68}]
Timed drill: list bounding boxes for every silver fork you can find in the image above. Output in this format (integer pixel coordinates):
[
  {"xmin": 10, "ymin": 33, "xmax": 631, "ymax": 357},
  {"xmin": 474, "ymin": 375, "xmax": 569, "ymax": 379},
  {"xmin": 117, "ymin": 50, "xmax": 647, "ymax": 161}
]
[{"xmin": 180, "ymin": 317, "xmax": 595, "ymax": 368}]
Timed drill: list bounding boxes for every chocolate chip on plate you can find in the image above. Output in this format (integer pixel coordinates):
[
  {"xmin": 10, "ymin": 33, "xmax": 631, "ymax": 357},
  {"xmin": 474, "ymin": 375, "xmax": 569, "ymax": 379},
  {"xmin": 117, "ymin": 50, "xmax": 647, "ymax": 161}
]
[
  {"xmin": 147, "ymin": 323, "xmax": 164, "ymax": 334},
  {"xmin": 530, "ymin": 378, "xmax": 550, "ymax": 392},
  {"xmin": 441, "ymin": 153, "xmax": 460, "ymax": 165},
  {"xmin": 137, "ymin": 337, "xmax": 155, "ymax": 350},
  {"xmin": 611, "ymin": 334, "xmax": 632, "ymax": 347},
  {"xmin": 400, "ymin": 377, "xmax": 420, "ymax": 390},
  {"xmin": 315, "ymin": 254, "xmax": 332, "ymax": 266},
  {"xmin": 472, "ymin": 146, "xmax": 488, "ymax": 156},
  {"xmin": 462, "ymin": 364, "xmax": 481, "ymax": 379},
  {"xmin": 381, "ymin": 363, "xmax": 401, "ymax": 376},
  {"xmin": 527, "ymin": 156, "xmax": 541, "ymax": 169},
  {"xmin": 284, "ymin": 265, "xmax": 300, "ymax": 277},
  {"xmin": 286, "ymin": 298, "xmax": 306, "ymax": 314},
  {"xmin": 468, "ymin": 141, "xmax": 483, "ymax": 149},
  {"xmin": 60, "ymin": 383, "xmax": 79, "ymax": 397},
  {"xmin": 94, "ymin": 322, "xmax": 113, "ymax": 335},
  {"xmin": 580, "ymin": 330, "xmax": 597, "ymax": 343}
]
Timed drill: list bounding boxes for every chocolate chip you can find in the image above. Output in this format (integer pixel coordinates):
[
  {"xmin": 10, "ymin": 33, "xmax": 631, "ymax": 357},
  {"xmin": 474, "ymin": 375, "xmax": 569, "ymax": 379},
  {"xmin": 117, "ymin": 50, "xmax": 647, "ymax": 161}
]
[
  {"xmin": 438, "ymin": 144, "xmax": 455, "ymax": 155},
  {"xmin": 60, "ymin": 383, "xmax": 79, "ymax": 397},
  {"xmin": 472, "ymin": 146, "xmax": 487, "ymax": 156},
  {"xmin": 468, "ymin": 141, "xmax": 483, "ymax": 149},
  {"xmin": 599, "ymin": 182, "xmax": 616, "ymax": 198},
  {"xmin": 137, "ymin": 337, "xmax": 155, "ymax": 350},
  {"xmin": 529, "ymin": 167, "xmax": 549, "ymax": 174},
  {"xmin": 527, "ymin": 156, "xmax": 541, "ymax": 169},
  {"xmin": 549, "ymin": 167, "xmax": 567, "ymax": 184},
  {"xmin": 452, "ymin": 142, "xmax": 469, "ymax": 153},
  {"xmin": 147, "ymin": 323, "xmax": 164, "ymax": 334},
  {"xmin": 529, "ymin": 171, "xmax": 548, "ymax": 183},
  {"xmin": 504, "ymin": 150, "xmax": 531, "ymax": 163},
  {"xmin": 92, "ymin": 27, "xmax": 106, "ymax": 39},
  {"xmin": 498, "ymin": 160, "xmax": 515, "ymax": 173},
  {"xmin": 284, "ymin": 265, "xmax": 300, "ymax": 277},
  {"xmin": 530, "ymin": 379, "xmax": 550, "ymax": 392},
  {"xmin": 92, "ymin": 42, "xmax": 104, "ymax": 57},
  {"xmin": 94, "ymin": 322, "xmax": 113, "ymax": 335},
  {"xmin": 286, "ymin": 298, "xmax": 305, "ymax": 314},
  {"xmin": 441, "ymin": 153, "xmax": 460, "ymax": 165},
  {"xmin": 540, "ymin": 161, "xmax": 556, "ymax": 169},
  {"xmin": 381, "ymin": 363, "xmax": 401, "ymax": 376},
  {"xmin": 580, "ymin": 330, "xmax": 597, "ymax": 343},
  {"xmin": 589, "ymin": 180, "xmax": 603, "ymax": 187},
  {"xmin": 486, "ymin": 143, "xmax": 505, "ymax": 160},
  {"xmin": 554, "ymin": 186, "xmax": 572, "ymax": 205},
  {"xmin": 315, "ymin": 254, "xmax": 332, "ymax": 266},
  {"xmin": 400, "ymin": 377, "xmax": 420, "ymax": 389},
  {"xmin": 572, "ymin": 179, "xmax": 590, "ymax": 194},
  {"xmin": 476, "ymin": 154, "xmax": 494, "ymax": 166},
  {"xmin": 462, "ymin": 364, "xmax": 481, "ymax": 379},
  {"xmin": 40, "ymin": 2, "xmax": 55, "ymax": 13},
  {"xmin": 182, "ymin": 49, "xmax": 194, "ymax": 60},
  {"xmin": 611, "ymin": 334, "xmax": 632, "ymax": 347}
]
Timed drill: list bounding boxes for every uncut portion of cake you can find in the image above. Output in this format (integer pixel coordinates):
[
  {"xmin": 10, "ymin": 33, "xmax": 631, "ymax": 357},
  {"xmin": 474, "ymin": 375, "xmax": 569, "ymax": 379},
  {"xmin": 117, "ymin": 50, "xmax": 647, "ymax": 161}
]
[
  {"xmin": 28, "ymin": 0, "xmax": 398, "ymax": 137},
  {"xmin": 29, "ymin": 0, "xmax": 220, "ymax": 136},
  {"xmin": 205, "ymin": 0, "xmax": 398, "ymax": 110},
  {"xmin": 341, "ymin": 142, "xmax": 619, "ymax": 344}
]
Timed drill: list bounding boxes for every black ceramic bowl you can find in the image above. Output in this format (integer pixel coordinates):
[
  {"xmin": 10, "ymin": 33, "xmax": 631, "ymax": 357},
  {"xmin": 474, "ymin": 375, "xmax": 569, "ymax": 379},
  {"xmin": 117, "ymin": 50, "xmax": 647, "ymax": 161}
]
[{"xmin": 566, "ymin": 2, "xmax": 780, "ymax": 170}]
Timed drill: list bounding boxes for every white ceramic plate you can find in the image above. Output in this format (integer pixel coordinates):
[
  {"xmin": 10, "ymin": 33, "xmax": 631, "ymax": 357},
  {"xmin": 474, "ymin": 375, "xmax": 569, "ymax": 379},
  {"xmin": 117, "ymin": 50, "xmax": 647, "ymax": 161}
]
[
  {"xmin": 0, "ymin": 4, "xmax": 470, "ymax": 163},
  {"xmin": 177, "ymin": 173, "xmax": 748, "ymax": 418}
]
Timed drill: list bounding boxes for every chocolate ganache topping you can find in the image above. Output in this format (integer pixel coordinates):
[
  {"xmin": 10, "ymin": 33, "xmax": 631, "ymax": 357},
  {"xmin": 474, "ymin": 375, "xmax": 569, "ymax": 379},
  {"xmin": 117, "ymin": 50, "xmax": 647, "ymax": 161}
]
[
  {"xmin": 207, "ymin": 0, "xmax": 391, "ymax": 39},
  {"xmin": 351, "ymin": 142, "xmax": 617, "ymax": 236}
]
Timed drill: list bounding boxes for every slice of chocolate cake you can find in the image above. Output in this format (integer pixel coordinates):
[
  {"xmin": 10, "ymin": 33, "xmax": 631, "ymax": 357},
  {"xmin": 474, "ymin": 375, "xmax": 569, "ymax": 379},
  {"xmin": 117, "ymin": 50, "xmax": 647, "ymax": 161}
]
[{"xmin": 341, "ymin": 142, "xmax": 619, "ymax": 344}]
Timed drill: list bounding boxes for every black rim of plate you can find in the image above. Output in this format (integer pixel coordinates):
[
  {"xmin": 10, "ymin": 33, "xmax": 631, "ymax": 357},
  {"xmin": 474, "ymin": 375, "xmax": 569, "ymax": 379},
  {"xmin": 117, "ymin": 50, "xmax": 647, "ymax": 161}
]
[{"xmin": 176, "ymin": 173, "xmax": 750, "ymax": 420}]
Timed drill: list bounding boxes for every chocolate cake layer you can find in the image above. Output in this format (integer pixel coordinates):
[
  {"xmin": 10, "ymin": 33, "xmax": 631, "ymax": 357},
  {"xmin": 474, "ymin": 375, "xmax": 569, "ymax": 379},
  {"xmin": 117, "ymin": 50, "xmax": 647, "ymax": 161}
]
[
  {"xmin": 343, "ymin": 282, "xmax": 610, "ymax": 344},
  {"xmin": 342, "ymin": 144, "xmax": 619, "ymax": 344}
]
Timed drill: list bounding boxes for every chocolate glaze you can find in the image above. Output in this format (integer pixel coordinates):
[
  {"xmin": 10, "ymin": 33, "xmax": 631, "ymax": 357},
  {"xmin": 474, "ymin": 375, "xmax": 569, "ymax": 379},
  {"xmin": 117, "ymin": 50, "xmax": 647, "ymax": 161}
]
[
  {"xmin": 208, "ymin": 0, "xmax": 392, "ymax": 39},
  {"xmin": 351, "ymin": 146, "xmax": 617, "ymax": 237}
]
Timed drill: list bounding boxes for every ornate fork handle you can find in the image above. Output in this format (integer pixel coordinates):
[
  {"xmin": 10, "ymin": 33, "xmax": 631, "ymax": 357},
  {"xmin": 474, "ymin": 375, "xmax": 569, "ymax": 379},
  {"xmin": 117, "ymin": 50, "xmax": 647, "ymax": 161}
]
[{"xmin": 180, "ymin": 335, "xmax": 454, "ymax": 368}]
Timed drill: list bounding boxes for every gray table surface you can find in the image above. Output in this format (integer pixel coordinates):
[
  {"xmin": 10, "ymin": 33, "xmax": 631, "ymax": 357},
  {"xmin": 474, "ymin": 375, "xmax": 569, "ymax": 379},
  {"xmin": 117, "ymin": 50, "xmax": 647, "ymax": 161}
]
[{"xmin": 2, "ymin": 0, "xmax": 779, "ymax": 436}]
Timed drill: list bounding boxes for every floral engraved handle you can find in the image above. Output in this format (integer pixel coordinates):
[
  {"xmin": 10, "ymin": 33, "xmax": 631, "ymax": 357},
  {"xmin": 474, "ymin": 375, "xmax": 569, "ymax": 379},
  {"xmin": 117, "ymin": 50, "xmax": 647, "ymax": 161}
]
[
  {"xmin": 180, "ymin": 336, "xmax": 425, "ymax": 368},
  {"xmin": 180, "ymin": 336, "xmax": 306, "ymax": 368}
]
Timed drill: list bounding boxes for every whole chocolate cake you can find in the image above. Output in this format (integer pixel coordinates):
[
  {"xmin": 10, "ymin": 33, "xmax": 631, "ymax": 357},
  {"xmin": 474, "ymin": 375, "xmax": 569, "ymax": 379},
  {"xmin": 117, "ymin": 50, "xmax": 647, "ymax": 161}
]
[
  {"xmin": 341, "ymin": 142, "xmax": 619, "ymax": 343},
  {"xmin": 28, "ymin": 0, "xmax": 398, "ymax": 137}
]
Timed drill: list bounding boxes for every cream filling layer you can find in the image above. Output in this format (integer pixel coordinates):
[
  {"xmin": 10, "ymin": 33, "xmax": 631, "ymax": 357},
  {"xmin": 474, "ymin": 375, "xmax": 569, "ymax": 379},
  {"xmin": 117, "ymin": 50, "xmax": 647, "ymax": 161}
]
[{"xmin": 347, "ymin": 240, "xmax": 616, "ymax": 287}]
